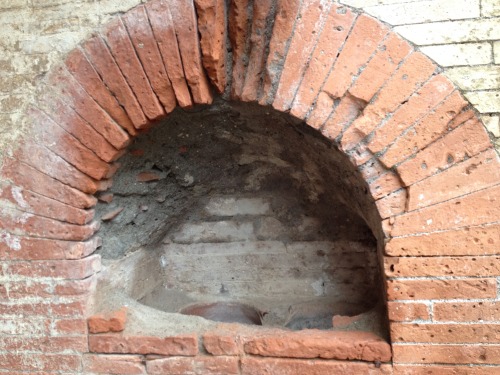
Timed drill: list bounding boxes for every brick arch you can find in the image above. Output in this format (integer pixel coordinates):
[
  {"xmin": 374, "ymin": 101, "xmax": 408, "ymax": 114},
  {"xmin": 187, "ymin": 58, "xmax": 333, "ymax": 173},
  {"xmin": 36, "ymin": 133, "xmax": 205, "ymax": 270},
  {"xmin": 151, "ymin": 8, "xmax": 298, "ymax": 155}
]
[{"xmin": 1, "ymin": 0, "xmax": 499, "ymax": 373}]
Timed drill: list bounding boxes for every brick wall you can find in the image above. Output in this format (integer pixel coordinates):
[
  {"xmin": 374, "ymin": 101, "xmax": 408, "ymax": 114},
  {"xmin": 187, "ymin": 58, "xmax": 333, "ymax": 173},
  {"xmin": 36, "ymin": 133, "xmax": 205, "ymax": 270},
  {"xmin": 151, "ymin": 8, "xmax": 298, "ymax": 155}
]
[
  {"xmin": 0, "ymin": 0, "xmax": 498, "ymax": 161},
  {"xmin": 0, "ymin": 0, "xmax": 499, "ymax": 374}
]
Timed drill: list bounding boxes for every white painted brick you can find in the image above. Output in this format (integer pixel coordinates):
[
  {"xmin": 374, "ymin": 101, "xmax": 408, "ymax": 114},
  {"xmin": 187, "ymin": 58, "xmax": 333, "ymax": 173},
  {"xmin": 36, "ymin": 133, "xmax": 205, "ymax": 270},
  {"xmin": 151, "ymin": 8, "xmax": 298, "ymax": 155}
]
[
  {"xmin": 0, "ymin": 0, "xmax": 27, "ymax": 10},
  {"xmin": 465, "ymin": 90, "xmax": 500, "ymax": 113},
  {"xmin": 445, "ymin": 65, "xmax": 500, "ymax": 90},
  {"xmin": 482, "ymin": 0, "xmax": 500, "ymax": 16},
  {"xmin": 420, "ymin": 43, "xmax": 492, "ymax": 66},
  {"xmin": 494, "ymin": 41, "xmax": 500, "ymax": 64},
  {"xmin": 340, "ymin": 0, "xmax": 415, "ymax": 7},
  {"xmin": 205, "ymin": 197, "xmax": 270, "ymax": 216},
  {"xmin": 481, "ymin": 115, "xmax": 500, "ymax": 137},
  {"xmin": 364, "ymin": 0, "xmax": 480, "ymax": 26},
  {"xmin": 163, "ymin": 241, "xmax": 287, "ymax": 256},
  {"xmin": 170, "ymin": 221, "xmax": 255, "ymax": 243},
  {"xmin": 394, "ymin": 19, "xmax": 500, "ymax": 45}
]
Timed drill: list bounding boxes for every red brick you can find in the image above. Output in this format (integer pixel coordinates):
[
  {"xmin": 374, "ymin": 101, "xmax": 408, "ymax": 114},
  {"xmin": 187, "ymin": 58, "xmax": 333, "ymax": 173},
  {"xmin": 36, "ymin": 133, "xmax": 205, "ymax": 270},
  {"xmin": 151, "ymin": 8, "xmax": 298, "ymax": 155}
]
[
  {"xmin": 396, "ymin": 117, "xmax": 491, "ymax": 186},
  {"xmin": 228, "ymin": 0, "xmax": 251, "ymax": 99},
  {"xmin": 194, "ymin": 0, "xmax": 228, "ymax": 94},
  {"xmin": 393, "ymin": 364, "xmax": 500, "ymax": 375},
  {"xmin": 29, "ymin": 107, "xmax": 113, "ymax": 180},
  {"xmin": 393, "ymin": 344, "xmax": 500, "ymax": 364},
  {"xmin": 368, "ymin": 74, "xmax": 455, "ymax": 154},
  {"xmin": 88, "ymin": 307, "xmax": 127, "ymax": 333},
  {"xmin": 0, "ymin": 336, "xmax": 87, "ymax": 353},
  {"xmin": 0, "ymin": 277, "xmax": 95, "ymax": 300},
  {"xmin": 259, "ymin": 0, "xmax": 301, "ymax": 105},
  {"xmin": 322, "ymin": 14, "xmax": 389, "ymax": 100},
  {"xmin": 65, "ymin": 47, "xmax": 137, "ymax": 136},
  {"xmin": 407, "ymin": 149, "xmax": 500, "ymax": 210},
  {"xmin": 39, "ymin": 94, "xmax": 123, "ymax": 163},
  {"xmin": 50, "ymin": 299, "xmax": 88, "ymax": 318},
  {"xmin": 375, "ymin": 189, "xmax": 407, "ymax": 219},
  {"xmin": 240, "ymin": 0, "xmax": 275, "ymax": 102},
  {"xmin": 434, "ymin": 301, "xmax": 500, "ymax": 322},
  {"xmin": 1, "ymin": 208, "xmax": 99, "ymax": 241},
  {"xmin": 1, "ymin": 158, "xmax": 96, "ymax": 209},
  {"xmin": 350, "ymin": 32, "xmax": 412, "ymax": 103},
  {"xmin": 386, "ymin": 255, "xmax": 500, "ymax": 278},
  {"xmin": 103, "ymin": 18, "xmax": 165, "ymax": 121},
  {"xmin": 386, "ymin": 184, "xmax": 500, "ymax": 237},
  {"xmin": 273, "ymin": 0, "xmax": 332, "ymax": 112},
  {"xmin": 0, "ymin": 353, "xmax": 81, "ymax": 372},
  {"xmin": 83, "ymin": 354, "xmax": 145, "ymax": 375},
  {"xmin": 306, "ymin": 91, "xmax": 336, "ymax": 129},
  {"xmin": 0, "ymin": 280, "xmax": 52, "ymax": 300},
  {"xmin": 169, "ymin": 0, "xmax": 213, "ymax": 105},
  {"xmin": 13, "ymin": 141, "xmax": 101, "ymax": 194},
  {"xmin": 145, "ymin": 0, "xmax": 192, "ymax": 108},
  {"xmin": 54, "ymin": 275, "xmax": 98, "ymax": 296},
  {"xmin": 385, "ymin": 224, "xmax": 500, "ymax": 256},
  {"xmin": 386, "ymin": 278, "xmax": 497, "ymax": 301},
  {"xmin": 291, "ymin": 6, "xmax": 356, "ymax": 119},
  {"xmin": 89, "ymin": 334, "xmax": 198, "ymax": 356},
  {"xmin": 48, "ymin": 66, "xmax": 132, "ymax": 149},
  {"xmin": 368, "ymin": 171, "xmax": 403, "ymax": 200},
  {"xmin": 0, "ymin": 299, "xmax": 87, "ymax": 318},
  {"xmin": 123, "ymin": 5, "xmax": 176, "ymax": 113},
  {"xmin": 341, "ymin": 52, "xmax": 436, "ymax": 150},
  {"xmin": 53, "ymin": 318, "xmax": 88, "ymax": 335},
  {"xmin": 101, "ymin": 207, "xmax": 124, "ymax": 222},
  {"xmin": 387, "ymin": 302, "xmax": 430, "ymax": 322},
  {"xmin": 6, "ymin": 254, "xmax": 101, "ymax": 279},
  {"xmin": 0, "ymin": 183, "xmax": 93, "ymax": 225},
  {"xmin": 0, "ymin": 235, "xmax": 99, "ymax": 260},
  {"xmin": 83, "ymin": 36, "xmax": 149, "ymax": 128},
  {"xmin": 391, "ymin": 323, "xmax": 500, "ymax": 343},
  {"xmin": 381, "ymin": 91, "xmax": 469, "ymax": 167},
  {"xmin": 244, "ymin": 330, "xmax": 391, "ymax": 362},
  {"xmin": 241, "ymin": 357, "xmax": 392, "ymax": 375},
  {"xmin": 359, "ymin": 157, "xmax": 389, "ymax": 181},
  {"xmin": 203, "ymin": 332, "xmax": 241, "ymax": 355},
  {"xmin": 321, "ymin": 93, "xmax": 367, "ymax": 141},
  {"xmin": 147, "ymin": 356, "xmax": 239, "ymax": 375}
]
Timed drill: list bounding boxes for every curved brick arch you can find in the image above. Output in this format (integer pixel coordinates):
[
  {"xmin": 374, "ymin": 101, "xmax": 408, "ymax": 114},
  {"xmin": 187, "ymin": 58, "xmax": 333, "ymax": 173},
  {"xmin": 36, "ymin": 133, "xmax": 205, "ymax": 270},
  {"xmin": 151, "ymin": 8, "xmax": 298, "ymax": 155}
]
[{"xmin": 1, "ymin": 0, "xmax": 499, "ymax": 373}]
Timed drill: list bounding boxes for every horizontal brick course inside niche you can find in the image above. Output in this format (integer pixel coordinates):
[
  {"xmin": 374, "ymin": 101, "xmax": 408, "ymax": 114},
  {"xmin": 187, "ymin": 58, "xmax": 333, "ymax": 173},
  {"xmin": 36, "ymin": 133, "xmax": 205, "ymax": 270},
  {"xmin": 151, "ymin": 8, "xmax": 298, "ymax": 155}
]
[{"xmin": 0, "ymin": 0, "xmax": 499, "ymax": 374}]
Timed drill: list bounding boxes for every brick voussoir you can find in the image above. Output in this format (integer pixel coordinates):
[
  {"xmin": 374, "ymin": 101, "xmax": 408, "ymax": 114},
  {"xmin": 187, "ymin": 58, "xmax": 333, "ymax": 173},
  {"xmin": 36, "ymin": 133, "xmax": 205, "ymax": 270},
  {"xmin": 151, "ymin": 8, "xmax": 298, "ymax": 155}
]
[
  {"xmin": 102, "ymin": 17, "xmax": 165, "ymax": 121},
  {"xmin": 290, "ymin": 5, "xmax": 357, "ymax": 120},
  {"xmin": 122, "ymin": 5, "xmax": 177, "ymax": 113},
  {"xmin": 13, "ymin": 141, "xmax": 101, "ymax": 195},
  {"xmin": 0, "ymin": 235, "xmax": 100, "ymax": 260},
  {"xmin": 47, "ymin": 66, "xmax": 132, "ymax": 149},
  {"xmin": 273, "ymin": 0, "xmax": 333, "ymax": 112},
  {"xmin": 65, "ymin": 47, "xmax": 137, "ymax": 137},
  {"xmin": 194, "ymin": 0, "xmax": 229, "ymax": 94},
  {"xmin": 169, "ymin": 0, "xmax": 213, "ymax": 105},
  {"xmin": 38, "ymin": 94, "xmax": 123, "ymax": 163},
  {"xmin": 29, "ymin": 107, "xmax": 112, "ymax": 181},
  {"xmin": 145, "ymin": 0, "xmax": 193, "ymax": 108},
  {"xmin": 1, "ymin": 207, "xmax": 100, "ymax": 241},
  {"xmin": 0, "ymin": 183, "xmax": 94, "ymax": 226},
  {"xmin": 259, "ymin": 0, "xmax": 302, "ymax": 106},
  {"xmin": 1, "ymin": 158, "xmax": 97, "ymax": 209},
  {"xmin": 82, "ymin": 35, "xmax": 150, "ymax": 129}
]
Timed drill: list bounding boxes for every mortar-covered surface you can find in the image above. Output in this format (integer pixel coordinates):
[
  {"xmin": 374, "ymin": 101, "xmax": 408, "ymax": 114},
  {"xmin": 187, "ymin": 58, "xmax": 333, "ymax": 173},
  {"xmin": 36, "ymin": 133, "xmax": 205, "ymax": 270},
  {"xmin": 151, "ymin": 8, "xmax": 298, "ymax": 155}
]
[{"xmin": 96, "ymin": 100, "xmax": 386, "ymax": 334}]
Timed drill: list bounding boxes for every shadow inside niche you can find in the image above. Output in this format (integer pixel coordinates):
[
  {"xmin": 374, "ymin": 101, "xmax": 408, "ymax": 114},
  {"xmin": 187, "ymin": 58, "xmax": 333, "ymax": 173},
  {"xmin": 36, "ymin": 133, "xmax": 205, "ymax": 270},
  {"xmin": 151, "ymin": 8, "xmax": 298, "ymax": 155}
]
[{"xmin": 94, "ymin": 99, "xmax": 388, "ymax": 340}]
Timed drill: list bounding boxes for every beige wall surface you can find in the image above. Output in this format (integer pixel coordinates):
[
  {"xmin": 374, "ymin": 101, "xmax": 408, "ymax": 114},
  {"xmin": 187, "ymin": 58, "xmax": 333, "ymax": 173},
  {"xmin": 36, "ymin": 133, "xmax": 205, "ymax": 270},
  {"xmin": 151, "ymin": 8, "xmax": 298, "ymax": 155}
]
[{"xmin": 0, "ymin": 0, "xmax": 499, "ymax": 162}]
